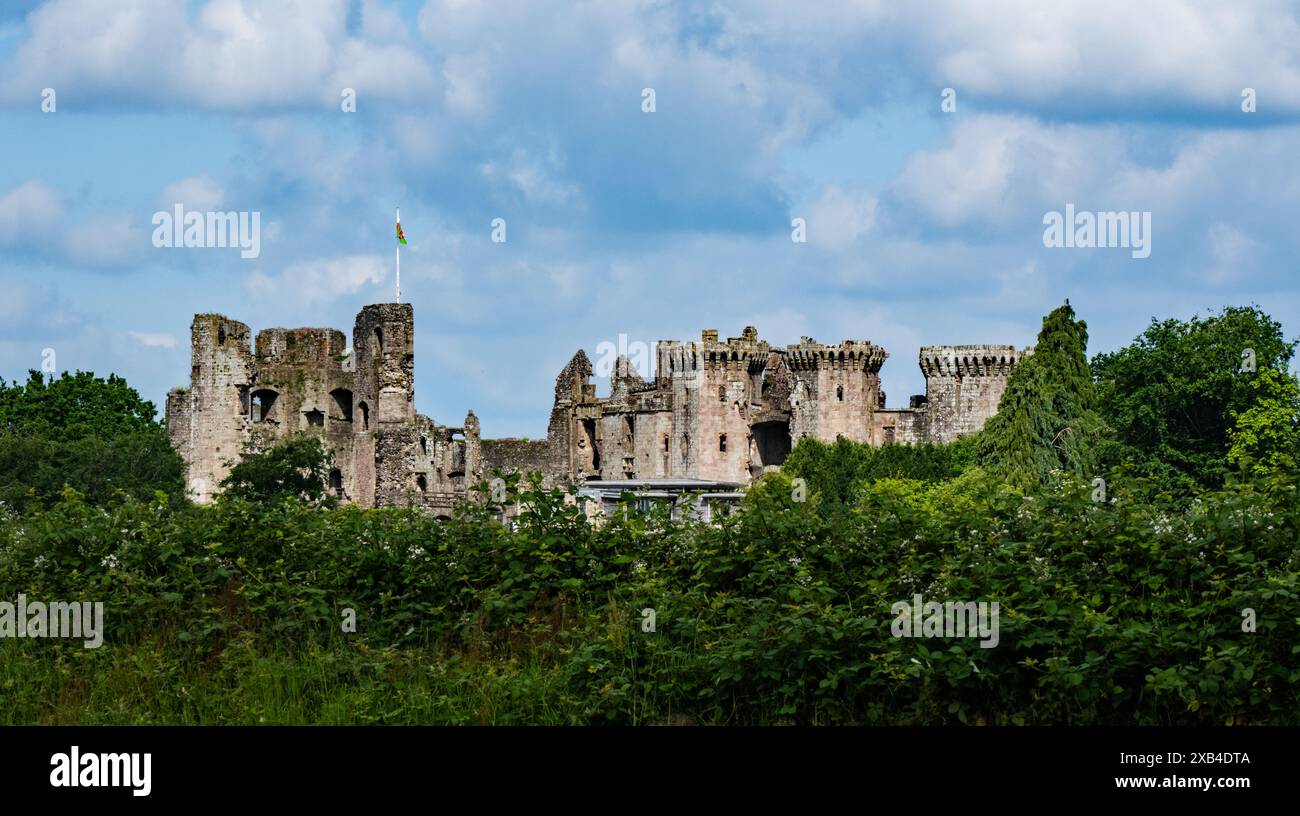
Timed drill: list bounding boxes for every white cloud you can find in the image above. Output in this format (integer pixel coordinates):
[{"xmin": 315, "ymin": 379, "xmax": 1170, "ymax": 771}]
[
  {"xmin": 0, "ymin": 180, "xmax": 62, "ymax": 245},
  {"xmin": 805, "ymin": 185, "xmax": 877, "ymax": 252},
  {"xmin": 0, "ymin": 0, "xmax": 438, "ymax": 110},
  {"xmin": 918, "ymin": 1, "xmax": 1300, "ymax": 110},
  {"xmin": 64, "ymin": 214, "xmax": 146, "ymax": 268},
  {"xmin": 246, "ymin": 255, "xmax": 388, "ymax": 306},
  {"xmin": 480, "ymin": 148, "xmax": 583, "ymax": 208},
  {"xmin": 127, "ymin": 331, "xmax": 177, "ymax": 348},
  {"xmin": 1204, "ymin": 223, "xmax": 1260, "ymax": 286},
  {"xmin": 159, "ymin": 176, "xmax": 225, "ymax": 212},
  {"xmin": 893, "ymin": 115, "xmax": 1120, "ymax": 229}
]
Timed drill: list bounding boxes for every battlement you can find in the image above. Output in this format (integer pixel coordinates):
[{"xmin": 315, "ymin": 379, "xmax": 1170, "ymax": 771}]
[
  {"xmin": 784, "ymin": 338, "xmax": 888, "ymax": 372},
  {"xmin": 695, "ymin": 326, "xmax": 770, "ymax": 370},
  {"xmin": 919, "ymin": 345, "xmax": 1027, "ymax": 378}
]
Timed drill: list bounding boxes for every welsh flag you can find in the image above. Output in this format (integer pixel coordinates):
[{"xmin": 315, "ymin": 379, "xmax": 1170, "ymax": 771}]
[{"xmin": 396, "ymin": 220, "xmax": 408, "ymax": 245}]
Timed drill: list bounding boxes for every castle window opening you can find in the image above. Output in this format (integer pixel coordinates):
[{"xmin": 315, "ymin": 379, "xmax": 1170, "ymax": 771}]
[
  {"xmin": 330, "ymin": 388, "xmax": 353, "ymax": 422},
  {"xmin": 836, "ymin": 385, "xmax": 844, "ymax": 401},
  {"xmin": 450, "ymin": 433, "xmax": 465, "ymax": 471},
  {"xmin": 250, "ymin": 389, "xmax": 277, "ymax": 423},
  {"xmin": 582, "ymin": 419, "xmax": 600, "ymax": 472},
  {"xmin": 305, "ymin": 409, "xmax": 324, "ymax": 427},
  {"xmin": 329, "ymin": 468, "xmax": 343, "ymax": 494},
  {"xmin": 752, "ymin": 420, "xmax": 791, "ymax": 468},
  {"xmin": 373, "ymin": 326, "xmax": 383, "ymax": 356},
  {"xmin": 358, "ymin": 400, "xmax": 370, "ymax": 430},
  {"xmin": 416, "ymin": 474, "xmax": 428, "ymax": 494},
  {"xmin": 719, "ymin": 434, "xmax": 727, "ymax": 452}
]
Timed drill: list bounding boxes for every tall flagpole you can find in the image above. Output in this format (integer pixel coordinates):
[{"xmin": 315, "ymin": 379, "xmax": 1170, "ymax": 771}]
[{"xmin": 395, "ymin": 206, "xmax": 401, "ymax": 303}]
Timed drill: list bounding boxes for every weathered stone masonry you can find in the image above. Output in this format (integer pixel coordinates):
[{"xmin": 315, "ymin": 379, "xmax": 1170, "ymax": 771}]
[
  {"xmin": 547, "ymin": 330, "xmax": 1031, "ymax": 485},
  {"xmin": 167, "ymin": 304, "xmax": 1028, "ymax": 508},
  {"xmin": 166, "ymin": 304, "xmax": 481, "ymax": 516}
]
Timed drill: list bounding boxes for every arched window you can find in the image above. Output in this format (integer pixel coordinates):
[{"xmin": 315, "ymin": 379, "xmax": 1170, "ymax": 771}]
[
  {"xmin": 416, "ymin": 474, "xmax": 428, "ymax": 493},
  {"xmin": 358, "ymin": 401, "xmax": 370, "ymax": 430},
  {"xmin": 836, "ymin": 385, "xmax": 844, "ymax": 401},
  {"xmin": 250, "ymin": 389, "xmax": 278, "ymax": 422}
]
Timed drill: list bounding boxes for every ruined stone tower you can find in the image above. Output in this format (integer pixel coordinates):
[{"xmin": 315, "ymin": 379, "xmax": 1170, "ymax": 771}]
[{"xmin": 166, "ymin": 303, "xmax": 481, "ymax": 515}]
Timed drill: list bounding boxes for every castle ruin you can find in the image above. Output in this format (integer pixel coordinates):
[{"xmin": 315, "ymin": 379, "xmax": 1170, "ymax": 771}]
[
  {"xmin": 542, "ymin": 329, "xmax": 1029, "ymax": 484},
  {"xmin": 166, "ymin": 304, "xmax": 482, "ymax": 516},
  {"xmin": 166, "ymin": 304, "xmax": 1027, "ymax": 508}
]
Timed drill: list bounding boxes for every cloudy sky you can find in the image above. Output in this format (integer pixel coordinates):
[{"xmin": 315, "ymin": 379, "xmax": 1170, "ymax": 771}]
[{"xmin": 2, "ymin": 0, "xmax": 1298, "ymax": 437}]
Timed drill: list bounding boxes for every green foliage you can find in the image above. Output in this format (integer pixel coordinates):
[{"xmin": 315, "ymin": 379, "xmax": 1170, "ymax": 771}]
[
  {"xmin": 219, "ymin": 435, "xmax": 336, "ymax": 506},
  {"xmin": 0, "ymin": 432, "xmax": 184, "ymax": 512},
  {"xmin": 1092, "ymin": 305, "xmax": 1297, "ymax": 490},
  {"xmin": 1, "ymin": 467, "xmax": 1296, "ymax": 725},
  {"xmin": 779, "ymin": 435, "xmax": 972, "ymax": 519},
  {"xmin": 1227, "ymin": 367, "xmax": 1300, "ymax": 478},
  {"xmin": 0, "ymin": 370, "xmax": 161, "ymax": 441},
  {"xmin": 977, "ymin": 303, "xmax": 1106, "ymax": 489},
  {"xmin": 0, "ymin": 370, "xmax": 182, "ymax": 512}
]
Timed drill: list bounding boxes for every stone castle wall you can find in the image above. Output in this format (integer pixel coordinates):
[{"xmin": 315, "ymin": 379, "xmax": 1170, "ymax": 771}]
[
  {"xmin": 167, "ymin": 304, "xmax": 1027, "ymax": 510},
  {"xmin": 546, "ymin": 327, "xmax": 1029, "ymax": 485}
]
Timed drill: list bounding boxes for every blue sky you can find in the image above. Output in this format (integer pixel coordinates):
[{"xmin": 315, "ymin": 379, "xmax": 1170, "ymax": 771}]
[{"xmin": 2, "ymin": 0, "xmax": 1299, "ymax": 437}]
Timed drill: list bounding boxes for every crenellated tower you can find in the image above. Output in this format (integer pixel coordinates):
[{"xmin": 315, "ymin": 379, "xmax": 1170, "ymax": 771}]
[
  {"xmin": 918, "ymin": 344, "xmax": 1027, "ymax": 442},
  {"xmin": 683, "ymin": 327, "xmax": 771, "ymax": 482},
  {"xmin": 784, "ymin": 337, "xmax": 887, "ymax": 445}
]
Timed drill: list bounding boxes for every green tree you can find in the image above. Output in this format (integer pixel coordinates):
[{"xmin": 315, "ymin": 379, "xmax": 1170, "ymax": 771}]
[
  {"xmin": 219, "ymin": 435, "xmax": 336, "ymax": 505},
  {"xmin": 1091, "ymin": 305, "xmax": 1296, "ymax": 490},
  {"xmin": 977, "ymin": 303, "xmax": 1106, "ymax": 490},
  {"xmin": 780, "ymin": 435, "xmax": 972, "ymax": 518},
  {"xmin": 0, "ymin": 370, "xmax": 182, "ymax": 511},
  {"xmin": 0, "ymin": 370, "xmax": 161, "ymax": 441},
  {"xmin": 1226, "ymin": 367, "xmax": 1300, "ymax": 478}
]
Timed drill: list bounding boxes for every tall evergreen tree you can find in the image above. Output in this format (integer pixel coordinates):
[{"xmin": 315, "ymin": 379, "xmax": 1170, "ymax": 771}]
[{"xmin": 978, "ymin": 303, "xmax": 1105, "ymax": 489}]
